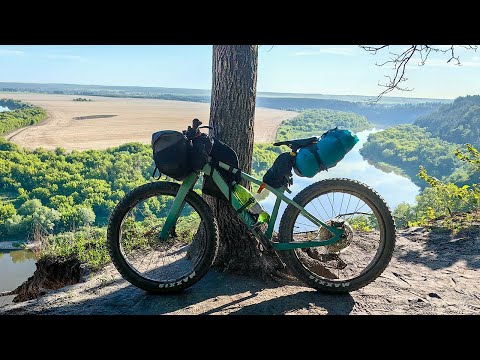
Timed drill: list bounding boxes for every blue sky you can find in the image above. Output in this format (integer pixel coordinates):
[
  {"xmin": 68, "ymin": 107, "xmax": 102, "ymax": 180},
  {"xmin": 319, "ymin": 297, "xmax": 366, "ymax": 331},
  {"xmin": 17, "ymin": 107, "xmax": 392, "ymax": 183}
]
[{"xmin": 0, "ymin": 45, "xmax": 479, "ymax": 99}]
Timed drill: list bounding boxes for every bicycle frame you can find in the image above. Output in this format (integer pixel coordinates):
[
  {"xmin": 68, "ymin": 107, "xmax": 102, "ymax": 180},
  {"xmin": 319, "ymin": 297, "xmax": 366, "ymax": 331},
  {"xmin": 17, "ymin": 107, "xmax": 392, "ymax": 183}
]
[{"xmin": 160, "ymin": 159, "xmax": 344, "ymax": 250}]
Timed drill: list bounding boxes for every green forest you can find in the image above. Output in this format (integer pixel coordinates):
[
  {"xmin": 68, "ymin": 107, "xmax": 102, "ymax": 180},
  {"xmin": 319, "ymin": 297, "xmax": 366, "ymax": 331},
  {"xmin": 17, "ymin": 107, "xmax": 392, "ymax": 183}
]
[
  {"xmin": 360, "ymin": 125, "xmax": 467, "ymax": 187},
  {"xmin": 276, "ymin": 109, "xmax": 373, "ymax": 141},
  {"xmin": 260, "ymin": 98, "xmax": 442, "ymax": 128},
  {"xmin": 415, "ymin": 95, "xmax": 480, "ymax": 148},
  {"xmin": 361, "ymin": 94, "xmax": 480, "ymax": 190},
  {"xmin": 0, "ymin": 99, "xmax": 47, "ymax": 135},
  {"xmin": 360, "ymin": 125, "xmax": 479, "ymax": 227},
  {"xmin": 0, "ymin": 139, "xmax": 283, "ymax": 232},
  {"xmin": 360, "ymin": 95, "xmax": 480, "ymax": 229}
]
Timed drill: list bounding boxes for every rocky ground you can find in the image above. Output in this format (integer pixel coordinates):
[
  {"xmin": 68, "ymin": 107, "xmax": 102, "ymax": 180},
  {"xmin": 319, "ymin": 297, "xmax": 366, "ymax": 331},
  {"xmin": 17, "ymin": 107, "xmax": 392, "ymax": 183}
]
[{"xmin": 1, "ymin": 226, "xmax": 479, "ymax": 315}]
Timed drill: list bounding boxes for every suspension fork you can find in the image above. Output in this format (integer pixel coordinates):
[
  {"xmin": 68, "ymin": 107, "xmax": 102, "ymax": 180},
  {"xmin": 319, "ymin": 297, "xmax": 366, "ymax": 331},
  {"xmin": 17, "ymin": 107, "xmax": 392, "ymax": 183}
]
[{"xmin": 159, "ymin": 172, "xmax": 199, "ymax": 240}]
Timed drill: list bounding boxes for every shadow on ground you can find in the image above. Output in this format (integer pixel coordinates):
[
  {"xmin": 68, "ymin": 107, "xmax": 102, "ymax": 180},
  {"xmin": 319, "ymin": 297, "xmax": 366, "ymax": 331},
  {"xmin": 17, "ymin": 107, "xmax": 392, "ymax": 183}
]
[
  {"xmin": 399, "ymin": 226, "xmax": 480, "ymax": 270},
  {"xmin": 6, "ymin": 269, "xmax": 355, "ymax": 315}
]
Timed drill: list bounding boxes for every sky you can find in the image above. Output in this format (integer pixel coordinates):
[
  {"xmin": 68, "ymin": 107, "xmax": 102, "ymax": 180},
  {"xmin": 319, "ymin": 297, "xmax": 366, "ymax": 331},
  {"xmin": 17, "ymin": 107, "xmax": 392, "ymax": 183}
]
[{"xmin": 0, "ymin": 45, "xmax": 479, "ymax": 99}]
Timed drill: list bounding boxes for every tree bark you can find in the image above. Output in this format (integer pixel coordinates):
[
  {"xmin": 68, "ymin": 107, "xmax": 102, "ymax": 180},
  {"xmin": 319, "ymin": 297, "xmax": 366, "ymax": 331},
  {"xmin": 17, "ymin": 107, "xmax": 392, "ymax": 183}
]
[{"xmin": 206, "ymin": 45, "xmax": 284, "ymax": 277}]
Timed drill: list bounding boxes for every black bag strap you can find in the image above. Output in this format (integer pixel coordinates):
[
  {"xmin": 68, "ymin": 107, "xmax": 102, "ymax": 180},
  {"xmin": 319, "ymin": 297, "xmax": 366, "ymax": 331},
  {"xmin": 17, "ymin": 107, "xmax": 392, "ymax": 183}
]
[
  {"xmin": 307, "ymin": 146, "xmax": 328, "ymax": 172},
  {"xmin": 236, "ymin": 197, "xmax": 255, "ymax": 214},
  {"xmin": 320, "ymin": 126, "xmax": 338, "ymax": 138}
]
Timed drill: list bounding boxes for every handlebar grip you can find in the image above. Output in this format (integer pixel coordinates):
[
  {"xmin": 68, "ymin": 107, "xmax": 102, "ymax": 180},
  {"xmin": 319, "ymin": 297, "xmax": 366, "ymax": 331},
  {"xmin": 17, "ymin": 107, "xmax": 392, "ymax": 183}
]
[{"xmin": 192, "ymin": 118, "xmax": 202, "ymax": 130}]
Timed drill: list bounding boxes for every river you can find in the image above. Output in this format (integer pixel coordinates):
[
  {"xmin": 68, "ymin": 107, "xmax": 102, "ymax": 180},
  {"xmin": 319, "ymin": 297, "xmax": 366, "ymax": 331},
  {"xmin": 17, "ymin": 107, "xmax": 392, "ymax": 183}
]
[
  {"xmin": 0, "ymin": 250, "xmax": 36, "ymax": 306},
  {"xmin": 260, "ymin": 129, "xmax": 420, "ymax": 228},
  {"xmin": 0, "ymin": 106, "xmax": 9, "ymax": 112}
]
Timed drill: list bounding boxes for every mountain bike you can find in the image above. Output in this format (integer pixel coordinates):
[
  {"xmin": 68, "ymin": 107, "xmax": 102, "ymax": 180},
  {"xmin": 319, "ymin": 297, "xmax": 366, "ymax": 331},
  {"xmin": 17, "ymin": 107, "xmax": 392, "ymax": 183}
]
[{"xmin": 107, "ymin": 120, "xmax": 396, "ymax": 293}]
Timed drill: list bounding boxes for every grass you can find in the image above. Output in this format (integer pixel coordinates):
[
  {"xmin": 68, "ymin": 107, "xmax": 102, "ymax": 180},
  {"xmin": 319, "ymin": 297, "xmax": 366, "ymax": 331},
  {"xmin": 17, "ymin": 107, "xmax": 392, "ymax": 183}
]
[
  {"xmin": 423, "ymin": 209, "xmax": 480, "ymax": 235},
  {"xmin": 39, "ymin": 227, "xmax": 109, "ymax": 271},
  {"xmin": 38, "ymin": 211, "xmax": 201, "ymax": 272}
]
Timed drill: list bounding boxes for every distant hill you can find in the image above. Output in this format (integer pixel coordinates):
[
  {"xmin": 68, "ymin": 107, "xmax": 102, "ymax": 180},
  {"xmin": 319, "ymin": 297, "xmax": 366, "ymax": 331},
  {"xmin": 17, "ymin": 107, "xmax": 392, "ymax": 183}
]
[
  {"xmin": 414, "ymin": 95, "xmax": 480, "ymax": 148},
  {"xmin": 0, "ymin": 82, "xmax": 448, "ymax": 128},
  {"xmin": 256, "ymin": 98, "xmax": 442, "ymax": 128},
  {"xmin": 276, "ymin": 109, "xmax": 373, "ymax": 141},
  {"xmin": 0, "ymin": 82, "xmax": 450, "ymax": 104}
]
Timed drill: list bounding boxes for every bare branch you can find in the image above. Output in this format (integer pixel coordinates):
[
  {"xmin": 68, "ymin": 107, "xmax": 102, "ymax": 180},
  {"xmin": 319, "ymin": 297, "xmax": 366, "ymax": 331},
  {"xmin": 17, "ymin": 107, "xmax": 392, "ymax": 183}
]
[
  {"xmin": 360, "ymin": 45, "xmax": 478, "ymax": 102},
  {"xmin": 360, "ymin": 45, "xmax": 390, "ymax": 54}
]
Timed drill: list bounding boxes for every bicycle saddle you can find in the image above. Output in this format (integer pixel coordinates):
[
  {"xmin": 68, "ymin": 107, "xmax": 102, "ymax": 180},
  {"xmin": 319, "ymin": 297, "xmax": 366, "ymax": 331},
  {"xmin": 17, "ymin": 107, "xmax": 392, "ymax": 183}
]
[{"xmin": 273, "ymin": 137, "xmax": 318, "ymax": 148}]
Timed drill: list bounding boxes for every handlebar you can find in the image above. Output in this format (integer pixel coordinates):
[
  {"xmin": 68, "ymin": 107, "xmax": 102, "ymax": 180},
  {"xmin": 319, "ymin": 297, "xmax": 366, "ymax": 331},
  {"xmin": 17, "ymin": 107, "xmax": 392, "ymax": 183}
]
[{"xmin": 183, "ymin": 118, "xmax": 213, "ymax": 140}]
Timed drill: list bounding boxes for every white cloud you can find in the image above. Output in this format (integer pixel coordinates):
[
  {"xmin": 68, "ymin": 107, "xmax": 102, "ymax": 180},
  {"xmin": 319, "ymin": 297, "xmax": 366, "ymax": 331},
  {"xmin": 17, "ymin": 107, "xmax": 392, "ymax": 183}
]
[
  {"xmin": 44, "ymin": 54, "xmax": 84, "ymax": 61},
  {"xmin": 457, "ymin": 60, "xmax": 480, "ymax": 67},
  {"xmin": 415, "ymin": 58, "xmax": 480, "ymax": 68},
  {"xmin": 0, "ymin": 49, "xmax": 85, "ymax": 61},
  {"xmin": 292, "ymin": 46, "xmax": 356, "ymax": 56},
  {"xmin": 0, "ymin": 49, "xmax": 24, "ymax": 56}
]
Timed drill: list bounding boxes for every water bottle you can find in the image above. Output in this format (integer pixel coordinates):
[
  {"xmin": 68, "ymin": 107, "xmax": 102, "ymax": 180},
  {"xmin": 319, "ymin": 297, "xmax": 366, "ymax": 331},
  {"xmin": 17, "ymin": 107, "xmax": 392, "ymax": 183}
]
[{"xmin": 232, "ymin": 184, "xmax": 270, "ymax": 226}]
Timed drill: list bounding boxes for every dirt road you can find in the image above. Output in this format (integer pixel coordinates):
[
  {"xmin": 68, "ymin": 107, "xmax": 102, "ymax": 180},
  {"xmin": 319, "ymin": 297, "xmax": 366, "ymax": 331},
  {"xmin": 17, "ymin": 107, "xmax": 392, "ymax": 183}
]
[{"xmin": 3, "ymin": 93, "xmax": 297, "ymax": 150}]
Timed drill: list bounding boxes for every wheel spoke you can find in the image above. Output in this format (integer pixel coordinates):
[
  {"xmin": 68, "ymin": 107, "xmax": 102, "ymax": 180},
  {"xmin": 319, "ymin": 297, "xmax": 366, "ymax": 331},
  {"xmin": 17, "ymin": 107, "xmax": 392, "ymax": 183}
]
[
  {"xmin": 114, "ymin": 188, "xmax": 211, "ymax": 287},
  {"xmin": 288, "ymin": 182, "xmax": 389, "ymax": 285},
  {"xmin": 326, "ymin": 193, "xmax": 336, "ymax": 218},
  {"xmin": 310, "ymin": 201, "xmax": 325, "ymax": 222},
  {"xmin": 317, "ymin": 198, "xmax": 331, "ymax": 220},
  {"xmin": 339, "ymin": 192, "xmax": 345, "ymax": 218}
]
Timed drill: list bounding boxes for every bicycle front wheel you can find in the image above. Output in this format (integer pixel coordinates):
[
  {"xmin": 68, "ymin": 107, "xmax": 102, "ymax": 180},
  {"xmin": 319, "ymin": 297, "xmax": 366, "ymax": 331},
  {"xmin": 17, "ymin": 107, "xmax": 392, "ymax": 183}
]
[
  {"xmin": 107, "ymin": 182, "xmax": 219, "ymax": 293},
  {"xmin": 278, "ymin": 178, "xmax": 396, "ymax": 293}
]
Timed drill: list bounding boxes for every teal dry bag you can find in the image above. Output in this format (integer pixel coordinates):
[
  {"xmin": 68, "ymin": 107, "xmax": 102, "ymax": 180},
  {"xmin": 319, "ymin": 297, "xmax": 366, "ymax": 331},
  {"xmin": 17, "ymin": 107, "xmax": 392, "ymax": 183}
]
[{"xmin": 294, "ymin": 128, "xmax": 359, "ymax": 178}]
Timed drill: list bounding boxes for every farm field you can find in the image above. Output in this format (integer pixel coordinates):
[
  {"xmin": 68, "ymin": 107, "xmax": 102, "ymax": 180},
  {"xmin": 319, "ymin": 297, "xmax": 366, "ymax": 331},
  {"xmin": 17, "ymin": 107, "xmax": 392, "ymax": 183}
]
[{"xmin": 3, "ymin": 93, "xmax": 297, "ymax": 150}]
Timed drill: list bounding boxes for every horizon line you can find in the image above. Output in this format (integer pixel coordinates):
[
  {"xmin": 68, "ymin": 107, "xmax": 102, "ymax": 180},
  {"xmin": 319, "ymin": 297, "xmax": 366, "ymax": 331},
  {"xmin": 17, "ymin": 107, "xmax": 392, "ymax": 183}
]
[{"xmin": 0, "ymin": 81, "xmax": 454, "ymax": 101}]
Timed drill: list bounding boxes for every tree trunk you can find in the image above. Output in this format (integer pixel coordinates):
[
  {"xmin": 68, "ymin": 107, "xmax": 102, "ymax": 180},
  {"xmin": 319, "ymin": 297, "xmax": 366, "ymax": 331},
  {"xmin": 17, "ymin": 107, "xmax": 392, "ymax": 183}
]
[{"xmin": 206, "ymin": 45, "xmax": 284, "ymax": 277}]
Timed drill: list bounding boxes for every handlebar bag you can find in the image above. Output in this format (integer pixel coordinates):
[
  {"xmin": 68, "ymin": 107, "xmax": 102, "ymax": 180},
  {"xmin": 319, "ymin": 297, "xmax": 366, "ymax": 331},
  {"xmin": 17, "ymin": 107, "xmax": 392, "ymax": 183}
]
[
  {"xmin": 294, "ymin": 128, "xmax": 359, "ymax": 178},
  {"xmin": 151, "ymin": 130, "xmax": 192, "ymax": 181}
]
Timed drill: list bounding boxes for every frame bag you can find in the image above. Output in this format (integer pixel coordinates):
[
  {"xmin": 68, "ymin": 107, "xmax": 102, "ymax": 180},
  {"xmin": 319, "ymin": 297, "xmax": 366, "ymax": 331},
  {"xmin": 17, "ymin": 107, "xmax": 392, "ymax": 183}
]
[{"xmin": 202, "ymin": 138, "xmax": 240, "ymax": 199}]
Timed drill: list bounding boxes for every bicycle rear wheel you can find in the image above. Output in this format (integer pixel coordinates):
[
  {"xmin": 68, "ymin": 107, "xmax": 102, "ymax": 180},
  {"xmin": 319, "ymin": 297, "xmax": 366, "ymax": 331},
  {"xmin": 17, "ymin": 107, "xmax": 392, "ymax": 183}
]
[
  {"xmin": 278, "ymin": 178, "xmax": 395, "ymax": 293},
  {"xmin": 107, "ymin": 182, "xmax": 219, "ymax": 293}
]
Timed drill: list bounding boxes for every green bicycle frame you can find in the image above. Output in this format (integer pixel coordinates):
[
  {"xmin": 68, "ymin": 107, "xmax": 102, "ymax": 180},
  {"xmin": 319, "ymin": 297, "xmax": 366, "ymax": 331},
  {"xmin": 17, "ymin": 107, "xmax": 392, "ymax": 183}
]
[{"xmin": 160, "ymin": 159, "xmax": 344, "ymax": 250}]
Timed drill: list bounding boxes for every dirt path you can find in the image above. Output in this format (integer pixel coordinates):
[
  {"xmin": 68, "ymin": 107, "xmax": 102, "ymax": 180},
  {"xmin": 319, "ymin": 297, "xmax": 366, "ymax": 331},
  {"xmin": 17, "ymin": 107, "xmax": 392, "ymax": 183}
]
[
  {"xmin": 2, "ymin": 227, "xmax": 479, "ymax": 315},
  {"xmin": 2, "ymin": 93, "xmax": 297, "ymax": 150}
]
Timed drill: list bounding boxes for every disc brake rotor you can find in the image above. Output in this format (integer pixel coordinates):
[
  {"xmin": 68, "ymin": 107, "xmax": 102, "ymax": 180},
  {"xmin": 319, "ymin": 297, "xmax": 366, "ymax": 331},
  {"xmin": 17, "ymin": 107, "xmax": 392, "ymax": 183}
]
[{"xmin": 318, "ymin": 218, "xmax": 354, "ymax": 253}]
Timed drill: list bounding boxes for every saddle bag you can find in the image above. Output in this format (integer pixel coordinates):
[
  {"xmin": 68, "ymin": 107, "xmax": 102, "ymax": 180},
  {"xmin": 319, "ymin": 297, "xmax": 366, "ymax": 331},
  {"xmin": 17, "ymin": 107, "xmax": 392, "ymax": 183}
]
[{"xmin": 294, "ymin": 128, "xmax": 359, "ymax": 178}]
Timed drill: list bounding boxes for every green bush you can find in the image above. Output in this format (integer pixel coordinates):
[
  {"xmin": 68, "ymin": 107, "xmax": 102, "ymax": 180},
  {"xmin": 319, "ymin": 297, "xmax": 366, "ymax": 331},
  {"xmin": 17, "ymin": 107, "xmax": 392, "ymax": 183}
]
[
  {"xmin": 393, "ymin": 144, "xmax": 480, "ymax": 228},
  {"xmin": 0, "ymin": 99, "xmax": 47, "ymax": 135}
]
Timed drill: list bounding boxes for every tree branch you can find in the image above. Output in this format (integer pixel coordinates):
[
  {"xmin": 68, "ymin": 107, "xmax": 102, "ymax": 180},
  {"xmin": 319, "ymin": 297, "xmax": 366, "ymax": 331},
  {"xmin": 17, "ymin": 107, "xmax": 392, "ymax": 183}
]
[{"xmin": 359, "ymin": 45, "xmax": 478, "ymax": 102}]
